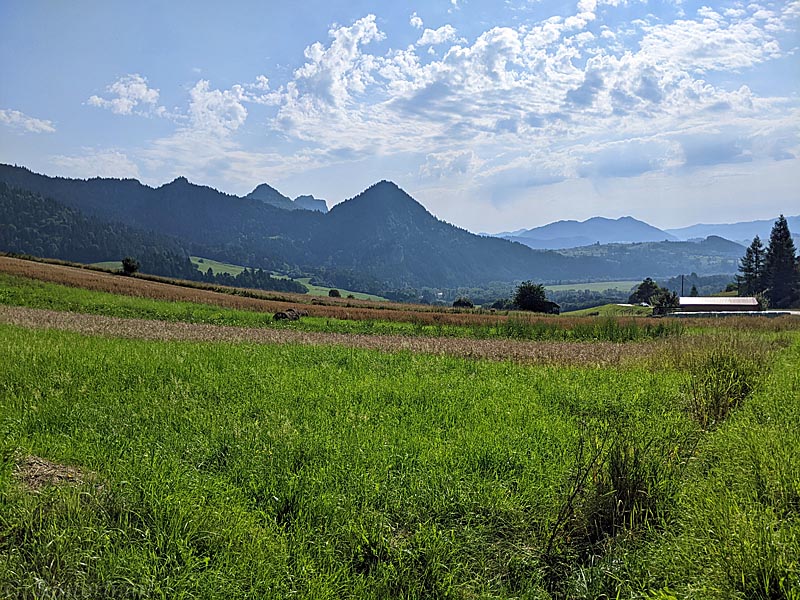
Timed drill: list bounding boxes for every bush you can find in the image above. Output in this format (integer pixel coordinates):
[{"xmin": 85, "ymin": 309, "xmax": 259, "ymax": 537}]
[
  {"xmin": 452, "ymin": 297, "xmax": 474, "ymax": 308},
  {"xmin": 121, "ymin": 256, "xmax": 140, "ymax": 275},
  {"xmin": 328, "ymin": 289, "xmax": 341, "ymax": 298}
]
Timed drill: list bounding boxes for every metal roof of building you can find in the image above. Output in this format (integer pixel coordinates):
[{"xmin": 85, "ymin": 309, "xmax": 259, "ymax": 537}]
[{"xmin": 679, "ymin": 297, "xmax": 759, "ymax": 306}]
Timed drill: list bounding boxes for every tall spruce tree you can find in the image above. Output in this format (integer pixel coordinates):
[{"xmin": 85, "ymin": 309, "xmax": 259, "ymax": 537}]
[
  {"xmin": 736, "ymin": 235, "xmax": 765, "ymax": 296},
  {"xmin": 764, "ymin": 215, "xmax": 798, "ymax": 308}
]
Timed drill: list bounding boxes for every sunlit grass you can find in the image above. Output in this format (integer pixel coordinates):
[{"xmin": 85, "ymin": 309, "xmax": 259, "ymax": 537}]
[{"xmin": 1, "ymin": 324, "xmax": 797, "ymax": 598}]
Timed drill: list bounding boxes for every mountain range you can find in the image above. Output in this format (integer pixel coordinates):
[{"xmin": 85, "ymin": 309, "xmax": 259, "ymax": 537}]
[
  {"xmin": 495, "ymin": 216, "xmax": 678, "ymax": 249},
  {"xmin": 665, "ymin": 216, "xmax": 800, "ymax": 245},
  {"xmin": 493, "ymin": 214, "xmax": 798, "ymax": 250},
  {"xmin": 0, "ymin": 164, "xmax": 762, "ymax": 292}
]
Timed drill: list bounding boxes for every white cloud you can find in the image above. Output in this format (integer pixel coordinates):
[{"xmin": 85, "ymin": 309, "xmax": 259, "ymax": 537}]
[
  {"xmin": 637, "ymin": 6, "xmax": 785, "ymax": 73},
  {"xmin": 417, "ymin": 25, "xmax": 459, "ymax": 46},
  {"xmin": 87, "ymin": 74, "xmax": 163, "ymax": 116},
  {"xmin": 0, "ymin": 108, "xmax": 55, "ymax": 133},
  {"xmin": 410, "ymin": 12, "xmax": 423, "ymax": 29},
  {"xmin": 420, "ymin": 149, "xmax": 482, "ymax": 179},
  {"xmin": 290, "ymin": 14, "xmax": 385, "ymax": 108},
  {"xmin": 52, "ymin": 149, "xmax": 141, "ymax": 179},
  {"xmin": 187, "ymin": 80, "xmax": 248, "ymax": 136}
]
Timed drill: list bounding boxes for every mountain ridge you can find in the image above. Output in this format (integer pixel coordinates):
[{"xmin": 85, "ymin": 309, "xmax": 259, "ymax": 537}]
[
  {"xmin": 494, "ymin": 216, "xmax": 677, "ymax": 249},
  {"xmin": 0, "ymin": 164, "xmax": 756, "ymax": 291}
]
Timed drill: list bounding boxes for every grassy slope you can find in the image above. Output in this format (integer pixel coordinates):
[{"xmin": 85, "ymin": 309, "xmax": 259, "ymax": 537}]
[
  {"xmin": 0, "ymin": 325, "xmax": 797, "ymax": 598},
  {"xmin": 295, "ymin": 277, "xmax": 389, "ymax": 302},
  {"xmin": 190, "ymin": 256, "xmax": 246, "ymax": 276},
  {"xmin": 564, "ymin": 303, "xmax": 652, "ymax": 317},
  {"xmin": 90, "ymin": 260, "xmax": 122, "ymax": 271}
]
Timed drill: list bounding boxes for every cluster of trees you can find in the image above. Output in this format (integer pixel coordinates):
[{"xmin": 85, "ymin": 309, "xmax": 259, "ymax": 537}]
[
  {"xmin": 736, "ymin": 215, "xmax": 799, "ymax": 308},
  {"xmin": 196, "ymin": 266, "xmax": 307, "ymax": 294},
  {"xmin": 628, "ymin": 278, "xmax": 679, "ymax": 309},
  {"xmin": 486, "ymin": 281, "xmax": 560, "ymax": 313},
  {"xmin": 660, "ymin": 273, "xmax": 734, "ymax": 297}
]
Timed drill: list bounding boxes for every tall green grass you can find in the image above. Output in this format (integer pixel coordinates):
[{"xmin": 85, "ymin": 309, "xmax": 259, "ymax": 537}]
[{"xmin": 1, "ymin": 324, "xmax": 797, "ymax": 598}]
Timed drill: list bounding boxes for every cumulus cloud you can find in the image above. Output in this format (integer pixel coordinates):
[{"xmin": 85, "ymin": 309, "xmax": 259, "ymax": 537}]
[
  {"xmin": 187, "ymin": 80, "xmax": 248, "ymax": 136},
  {"xmin": 67, "ymin": 3, "xmax": 799, "ymax": 214},
  {"xmin": 420, "ymin": 149, "xmax": 482, "ymax": 179},
  {"xmin": 88, "ymin": 74, "xmax": 164, "ymax": 116},
  {"xmin": 637, "ymin": 8, "xmax": 784, "ymax": 73},
  {"xmin": 0, "ymin": 108, "xmax": 55, "ymax": 133},
  {"xmin": 417, "ymin": 24, "xmax": 459, "ymax": 46},
  {"xmin": 290, "ymin": 14, "xmax": 385, "ymax": 108}
]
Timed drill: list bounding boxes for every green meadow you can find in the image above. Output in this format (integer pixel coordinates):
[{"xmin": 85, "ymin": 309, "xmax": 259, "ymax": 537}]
[
  {"xmin": 0, "ymin": 325, "xmax": 798, "ymax": 598},
  {"xmin": 0, "ymin": 270, "xmax": 799, "ymax": 598},
  {"xmin": 545, "ymin": 280, "xmax": 639, "ymax": 293}
]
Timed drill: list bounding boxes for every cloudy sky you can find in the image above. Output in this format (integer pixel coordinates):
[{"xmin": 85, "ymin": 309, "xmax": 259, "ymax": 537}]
[{"xmin": 1, "ymin": 0, "xmax": 798, "ymax": 232}]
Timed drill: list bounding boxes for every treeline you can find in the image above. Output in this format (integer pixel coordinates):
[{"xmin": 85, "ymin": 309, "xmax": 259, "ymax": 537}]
[
  {"xmin": 659, "ymin": 273, "xmax": 734, "ymax": 296},
  {"xmin": 0, "ymin": 183, "xmax": 307, "ymax": 294},
  {"xmin": 736, "ymin": 215, "xmax": 799, "ymax": 308},
  {"xmin": 196, "ymin": 266, "xmax": 307, "ymax": 294},
  {"xmin": 0, "ymin": 183, "xmax": 189, "ymax": 266}
]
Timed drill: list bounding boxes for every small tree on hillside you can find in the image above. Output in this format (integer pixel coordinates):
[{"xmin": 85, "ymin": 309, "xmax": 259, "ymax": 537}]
[
  {"xmin": 628, "ymin": 278, "xmax": 660, "ymax": 304},
  {"xmin": 764, "ymin": 215, "xmax": 799, "ymax": 308},
  {"xmin": 121, "ymin": 256, "xmax": 140, "ymax": 275},
  {"xmin": 689, "ymin": 284, "xmax": 699, "ymax": 297},
  {"xmin": 513, "ymin": 281, "xmax": 548, "ymax": 312},
  {"xmin": 328, "ymin": 288, "xmax": 341, "ymax": 298}
]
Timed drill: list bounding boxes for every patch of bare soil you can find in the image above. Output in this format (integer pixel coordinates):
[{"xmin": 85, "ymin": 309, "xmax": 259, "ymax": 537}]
[
  {"xmin": 0, "ymin": 305, "xmax": 658, "ymax": 367},
  {"xmin": 13, "ymin": 455, "xmax": 89, "ymax": 491}
]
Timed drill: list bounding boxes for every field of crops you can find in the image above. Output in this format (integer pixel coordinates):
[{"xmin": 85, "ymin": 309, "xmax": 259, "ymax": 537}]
[{"xmin": 1, "ymin": 256, "xmax": 799, "ymax": 599}]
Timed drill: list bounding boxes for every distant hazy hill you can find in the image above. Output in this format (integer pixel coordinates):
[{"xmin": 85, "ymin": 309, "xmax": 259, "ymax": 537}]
[
  {"xmin": 496, "ymin": 216, "xmax": 677, "ymax": 249},
  {"xmin": 559, "ymin": 236, "xmax": 745, "ymax": 278},
  {"xmin": 666, "ymin": 215, "xmax": 800, "ymax": 244},
  {"xmin": 294, "ymin": 195, "xmax": 328, "ymax": 213},
  {"xmin": 246, "ymin": 184, "xmax": 328, "ymax": 213}
]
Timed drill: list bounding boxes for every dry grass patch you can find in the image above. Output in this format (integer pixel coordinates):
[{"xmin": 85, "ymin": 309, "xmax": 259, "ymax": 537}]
[
  {"xmin": 13, "ymin": 455, "xmax": 90, "ymax": 492},
  {"xmin": 0, "ymin": 305, "xmax": 662, "ymax": 367}
]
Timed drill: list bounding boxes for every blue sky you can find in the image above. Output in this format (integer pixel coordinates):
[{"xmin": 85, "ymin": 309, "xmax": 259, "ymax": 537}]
[{"xmin": 1, "ymin": 0, "xmax": 798, "ymax": 232}]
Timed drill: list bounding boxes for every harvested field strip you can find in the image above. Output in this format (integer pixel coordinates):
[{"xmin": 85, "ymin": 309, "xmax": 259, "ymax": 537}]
[
  {"xmin": 0, "ymin": 305, "xmax": 661, "ymax": 366},
  {"xmin": 0, "ymin": 271, "xmax": 686, "ymax": 342}
]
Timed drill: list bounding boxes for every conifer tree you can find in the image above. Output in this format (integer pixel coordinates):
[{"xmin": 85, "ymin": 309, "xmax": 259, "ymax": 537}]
[
  {"xmin": 736, "ymin": 235, "xmax": 765, "ymax": 296},
  {"xmin": 764, "ymin": 215, "xmax": 798, "ymax": 308}
]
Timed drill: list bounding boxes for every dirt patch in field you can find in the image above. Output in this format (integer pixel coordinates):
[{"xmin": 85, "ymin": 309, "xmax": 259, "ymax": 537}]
[
  {"xmin": 13, "ymin": 455, "xmax": 90, "ymax": 491},
  {"xmin": 0, "ymin": 305, "xmax": 659, "ymax": 367}
]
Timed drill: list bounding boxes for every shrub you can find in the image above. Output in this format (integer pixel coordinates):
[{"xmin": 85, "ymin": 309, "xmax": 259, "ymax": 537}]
[
  {"xmin": 121, "ymin": 256, "xmax": 140, "ymax": 275},
  {"xmin": 328, "ymin": 289, "xmax": 341, "ymax": 298},
  {"xmin": 452, "ymin": 297, "xmax": 474, "ymax": 308},
  {"xmin": 686, "ymin": 347, "xmax": 760, "ymax": 429}
]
